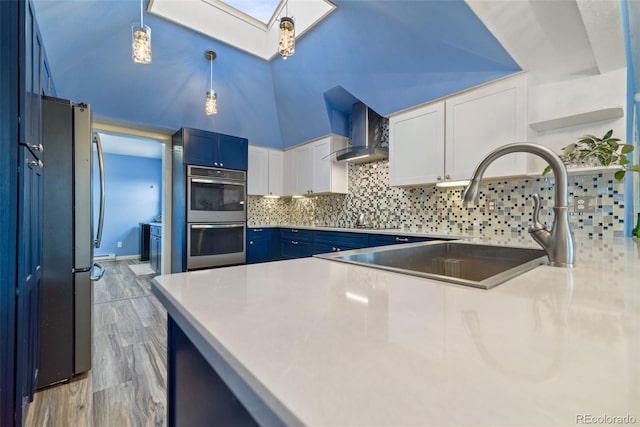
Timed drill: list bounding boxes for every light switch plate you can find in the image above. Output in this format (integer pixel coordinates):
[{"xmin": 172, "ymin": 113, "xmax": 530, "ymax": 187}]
[
  {"xmin": 574, "ymin": 196, "xmax": 596, "ymax": 213},
  {"xmin": 486, "ymin": 199, "xmax": 496, "ymax": 212}
]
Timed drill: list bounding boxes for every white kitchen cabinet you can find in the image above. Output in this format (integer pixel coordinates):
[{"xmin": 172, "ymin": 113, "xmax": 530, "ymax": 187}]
[
  {"xmin": 288, "ymin": 135, "xmax": 348, "ymax": 195},
  {"xmin": 389, "ymin": 102, "xmax": 445, "ymax": 186},
  {"xmin": 248, "ymin": 145, "xmax": 284, "ymax": 196},
  {"xmin": 283, "ymin": 148, "xmax": 296, "ymax": 196},
  {"xmin": 267, "ymin": 150, "xmax": 284, "ymax": 196},
  {"xmin": 389, "ymin": 74, "xmax": 527, "ymax": 186},
  {"xmin": 445, "ymin": 74, "xmax": 527, "ymax": 180}
]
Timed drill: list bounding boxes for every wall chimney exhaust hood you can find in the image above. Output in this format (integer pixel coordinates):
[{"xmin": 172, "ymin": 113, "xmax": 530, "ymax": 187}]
[{"xmin": 335, "ymin": 102, "xmax": 388, "ymax": 163}]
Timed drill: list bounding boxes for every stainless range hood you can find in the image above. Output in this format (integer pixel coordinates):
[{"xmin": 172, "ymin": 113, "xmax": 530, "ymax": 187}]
[{"xmin": 335, "ymin": 102, "xmax": 388, "ymax": 163}]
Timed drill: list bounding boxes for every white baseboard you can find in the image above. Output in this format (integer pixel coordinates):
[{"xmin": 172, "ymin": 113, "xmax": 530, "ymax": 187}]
[{"xmin": 94, "ymin": 254, "xmax": 116, "ymax": 261}]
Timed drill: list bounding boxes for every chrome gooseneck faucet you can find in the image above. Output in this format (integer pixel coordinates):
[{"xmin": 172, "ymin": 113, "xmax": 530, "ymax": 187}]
[{"xmin": 462, "ymin": 143, "xmax": 575, "ymax": 267}]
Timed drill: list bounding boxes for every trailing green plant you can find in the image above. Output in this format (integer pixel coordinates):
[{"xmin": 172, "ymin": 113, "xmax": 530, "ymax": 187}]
[{"xmin": 542, "ymin": 129, "xmax": 640, "ymax": 181}]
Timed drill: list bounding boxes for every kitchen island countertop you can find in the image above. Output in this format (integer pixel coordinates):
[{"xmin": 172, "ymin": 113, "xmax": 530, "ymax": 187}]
[{"xmin": 152, "ymin": 236, "xmax": 640, "ymax": 426}]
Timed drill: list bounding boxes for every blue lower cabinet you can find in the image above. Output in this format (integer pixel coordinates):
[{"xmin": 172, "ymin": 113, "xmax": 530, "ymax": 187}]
[
  {"xmin": 314, "ymin": 231, "xmax": 368, "ymax": 249},
  {"xmin": 281, "ymin": 240, "xmax": 313, "ymax": 259},
  {"xmin": 247, "ymin": 228, "xmax": 277, "ymax": 264},
  {"xmin": 368, "ymin": 234, "xmax": 432, "ymax": 247}
]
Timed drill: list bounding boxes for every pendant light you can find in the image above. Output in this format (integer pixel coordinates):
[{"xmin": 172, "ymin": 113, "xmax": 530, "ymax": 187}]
[
  {"xmin": 278, "ymin": 1, "xmax": 295, "ymax": 60},
  {"xmin": 205, "ymin": 50, "xmax": 218, "ymax": 115},
  {"xmin": 132, "ymin": 0, "xmax": 151, "ymax": 64}
]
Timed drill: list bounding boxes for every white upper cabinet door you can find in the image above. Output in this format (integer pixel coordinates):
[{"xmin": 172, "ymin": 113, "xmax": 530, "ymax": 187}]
[
  {"xmin": 312, "ymin": 138, "xmax": 331, "ymax": 194},
  {"xmin": 267, "ymin": 150, "xmax": 284, "ymax": 196},
  {"xmin": 389, "ymin": 101, "xmax": 445, "ymax": 186},
  {"xmin": 296, "ymin": 144, "xmax": 313, "ymax": 195},
  {"xmin": 248, "ymin": 146, "xmax": 268, "ymax": 195},
  {"xmin": 445, "ymin": 74, "xmax": 527, "ymax": 181},
  {"xmin": 283, "ymin": 148, "xmax": 297, "ymax": 196}
]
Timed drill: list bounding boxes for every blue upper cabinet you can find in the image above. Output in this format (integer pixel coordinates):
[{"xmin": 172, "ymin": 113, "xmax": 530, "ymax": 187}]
[
  {"xmin": 218, "ymin": 133, "xmax": 248, "ymax": 171},
  {"xmin": 174, "ymin": 128, "xmax": 248, "ymax": 171}
]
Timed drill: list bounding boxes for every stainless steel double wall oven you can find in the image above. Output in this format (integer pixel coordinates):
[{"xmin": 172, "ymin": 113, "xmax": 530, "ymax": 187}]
[{"xmin": 186, "ymin": 166, "xmax": 246, "ymax": 270}]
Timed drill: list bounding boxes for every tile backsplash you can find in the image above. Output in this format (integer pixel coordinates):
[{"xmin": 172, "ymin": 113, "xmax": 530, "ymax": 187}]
[{"xmin": 248, "ymin": 160, "xmax": 626, "ymax": 239}]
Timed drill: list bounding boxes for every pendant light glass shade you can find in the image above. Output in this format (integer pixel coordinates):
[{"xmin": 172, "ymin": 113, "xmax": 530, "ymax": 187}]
[
  {"xmin": 205, "ymin": 50, "xmax": 218, "ymax": 115},
  {"xmin": 132, "ymin": 0, "xmax": 151, "ymax": 64},
  {"xmin": 278, "ymin": 16, "xmax": 295, "ymax": 60},
  {"xmin": 132, "ymin": 25, "xmax": 151, "ymax": 64},
  {"xmin": 205, "ymin": 91, "xmax": 217, "ymax": 115}
]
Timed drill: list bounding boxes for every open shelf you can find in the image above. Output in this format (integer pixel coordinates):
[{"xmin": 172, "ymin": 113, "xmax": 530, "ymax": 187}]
[{"xmin": 529, "ymin": 106, "xmax": 624, "ymax": 132}]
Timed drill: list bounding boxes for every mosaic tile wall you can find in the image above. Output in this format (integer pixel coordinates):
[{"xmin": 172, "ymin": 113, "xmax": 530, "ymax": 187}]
[{"xmin": 248, "ymin": 160, "xmax": 627, "ymax": 239}]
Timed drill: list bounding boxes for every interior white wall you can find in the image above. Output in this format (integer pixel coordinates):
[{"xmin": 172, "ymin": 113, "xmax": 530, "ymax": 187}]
[{"xmin": 526, "ymin": 68, "xmax": 627, "ymax": 173}]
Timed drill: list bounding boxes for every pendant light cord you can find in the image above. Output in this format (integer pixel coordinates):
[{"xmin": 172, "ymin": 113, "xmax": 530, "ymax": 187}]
[
  {"xmin": 140, "ymin": 0, "xmax": 144, "ymax": 27},
  {"xmin": 210, "ymin": 57, "xmax": 213, "ymax": 93}
]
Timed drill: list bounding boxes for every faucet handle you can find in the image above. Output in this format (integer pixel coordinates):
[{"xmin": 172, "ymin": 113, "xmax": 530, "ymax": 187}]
[{"xmin": 529, "ymin": 193, "xmax": 547, "ymax": 232}]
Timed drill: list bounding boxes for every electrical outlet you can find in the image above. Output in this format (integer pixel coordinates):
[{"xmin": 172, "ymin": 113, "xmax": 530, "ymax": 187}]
[
  {"xmin": 486, "ymin": 199, "xmax": 496, "ymax": 212},
  {"xmin": 117, "ymin": 241, "xmax": 122, "ymax": 248},
  {"xmin": 574, "ymin": 196, "xmax": 596, "ymax": 213}
]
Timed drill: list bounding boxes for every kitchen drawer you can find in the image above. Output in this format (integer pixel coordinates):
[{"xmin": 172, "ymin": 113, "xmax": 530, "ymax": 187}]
[
  {"xmin": 247, "ymin": 227, "xmax": 274, "ymax": 240},
  {"xmin": 281, "ymin": 228, "xmax": 313, "ymax": 242},
  {"xmin": 313, "ymin": 243, "xmax": 358, "ymax": 255},
  {"xmin": 313, "ymin": 231, "xmax": 368, "ymax": 249},
  {"xmin": 281, "ymin": 240, "xmax": 313, "ymax": 259},
  {"xmin": 368, "ymin": 234, "xmax": 435, "ymax": 247}
]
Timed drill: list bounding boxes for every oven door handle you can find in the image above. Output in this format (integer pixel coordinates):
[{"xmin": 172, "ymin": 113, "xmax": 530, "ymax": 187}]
[
  {"xmin": 191, "ymin": 224, "xmax": 245, "ymax": 229},
  {"xmin": 190, "ymin": 178, "xmax": 245, "ymax": 185}
]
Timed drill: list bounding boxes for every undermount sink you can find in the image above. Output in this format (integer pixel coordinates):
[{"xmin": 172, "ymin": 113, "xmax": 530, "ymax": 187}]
[{"xmin": 315, "ymin": 241, "xmax": 548, "ymax": 289}]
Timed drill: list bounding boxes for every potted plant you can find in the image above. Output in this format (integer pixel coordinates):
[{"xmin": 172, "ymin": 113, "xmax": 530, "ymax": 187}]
[{"xmin": 543, "ymin": 129, "xmax": 640, "ymax": 180}]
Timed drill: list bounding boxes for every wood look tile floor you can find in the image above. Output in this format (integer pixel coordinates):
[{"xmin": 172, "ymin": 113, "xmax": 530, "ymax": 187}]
[{"xmin": 25, "ymin": 260, "xmax": 168, "ymax": 427}]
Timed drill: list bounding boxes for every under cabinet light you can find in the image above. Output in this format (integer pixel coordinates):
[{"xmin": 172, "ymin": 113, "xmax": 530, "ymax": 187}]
[
  {"xmin": 435, "ymin": 180, "xmax": 471, "ymax": 188},
  {"xmin": 264, "ymin": 195, "xmax": 280, "ymax": 199}
]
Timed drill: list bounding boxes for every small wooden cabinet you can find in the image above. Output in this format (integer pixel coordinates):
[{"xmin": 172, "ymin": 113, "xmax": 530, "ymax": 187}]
[
  {"xmin": 150, "ymin": 225, "xmax": 162, "ymax": 273},
  {"xmin": 173, "ymin": 127, "xmax": 248, "ymax": 171}
]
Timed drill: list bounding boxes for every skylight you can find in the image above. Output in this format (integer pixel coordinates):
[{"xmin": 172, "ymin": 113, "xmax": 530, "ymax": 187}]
[
  {"xmin": 149, "ymin": 0, "xmax": 336, "ymax": 60},
  {"xmin": 223, "ymin": 0, "xmax": 282, "ymax": 25}
]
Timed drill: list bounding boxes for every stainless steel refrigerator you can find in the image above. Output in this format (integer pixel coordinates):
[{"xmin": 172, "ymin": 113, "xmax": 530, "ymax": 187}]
[{"xmin": 37, "ymin": 96, "xmax": 105, "ymax": 388}]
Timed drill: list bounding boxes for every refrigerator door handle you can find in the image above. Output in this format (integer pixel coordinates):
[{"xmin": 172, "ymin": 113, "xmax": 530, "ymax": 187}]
[
  {"xmin": 93, "ymin": 132, "xmax": 105, "ymax": 249},
  {"xmin": 90, "ymin": 262, "xmax": 105, "ymax": 282}
]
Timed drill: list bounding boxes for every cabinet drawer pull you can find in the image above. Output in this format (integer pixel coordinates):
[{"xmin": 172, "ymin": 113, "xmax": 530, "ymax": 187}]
[
  {"xmin": 395, "ymin": 237, "xmax": 409, "ymax": 242},
  {"xmin": 253, "ymin": 229, "xmax": 263, "ymax": 232},
  {"xmin": 291, "ymin": 229, "xmax": 298, "ymax": 233},
  {"xmin": 291, "ymin": 241, "xmax": 299, "ymax": 245},
  {"xmin": 29, "ymin": 160, "xmax": 44, "ymax": 168}
]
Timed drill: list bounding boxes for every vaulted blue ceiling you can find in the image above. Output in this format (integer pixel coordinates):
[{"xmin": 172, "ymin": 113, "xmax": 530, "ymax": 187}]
[{"xmin": 33, "ymin": 0, "xmax": 520, "ymax": 149}]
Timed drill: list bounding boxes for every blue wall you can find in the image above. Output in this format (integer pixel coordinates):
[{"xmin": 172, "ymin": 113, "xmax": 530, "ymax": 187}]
[
  {"xmin": 33, "ymin": 0, "xmax": 520, "ymax": 150},
  {"xmin": 92, "ymin": 151, "xmax": 162, "ymax": 257}
]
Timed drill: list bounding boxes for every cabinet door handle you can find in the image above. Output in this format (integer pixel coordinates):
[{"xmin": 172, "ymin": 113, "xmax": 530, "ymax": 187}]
[
  {"xmin": 336, "ymin": 248, "xmax": 341, "ymax": 252},
  {"xmin": 395, "ymin": 237, "xmax": 409, "ymax": 242},
  {"xmin": 291, "ymin": 241, "xmax": 299, "ymax": 245},
  {"xmin": 214, "ymin": 162, "xmax": 219, "ymax": 166},
  {"xmin": 30, "ymin": 143, "xmax": 43, "ymax": 152},
  {"xmin": 445, "ymin": 174, "xmax": 451, "ymax": 180},
  {"xmin": 437, "ymin": 176, "xmax": 442, "ymax": 181},
  {"xmin": 220, "ymin": 163, "xmax": 224, "ymax": 167},
  {"xmin": 249, "ymin": 241, "xmax": 254, "ymax": 245},
  {"xmin": 332, "ymin": 247, "xmax": 337, "ymax": 251},
  {"xmin": 29, "ymin": 160, "xmax": 44, "ymax": 168}
]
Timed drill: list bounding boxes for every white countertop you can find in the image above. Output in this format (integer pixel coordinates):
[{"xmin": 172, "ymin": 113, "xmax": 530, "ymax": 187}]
[{"xmin": 152, "ymin": 237, "xmax": 640, "ymax": 426}]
